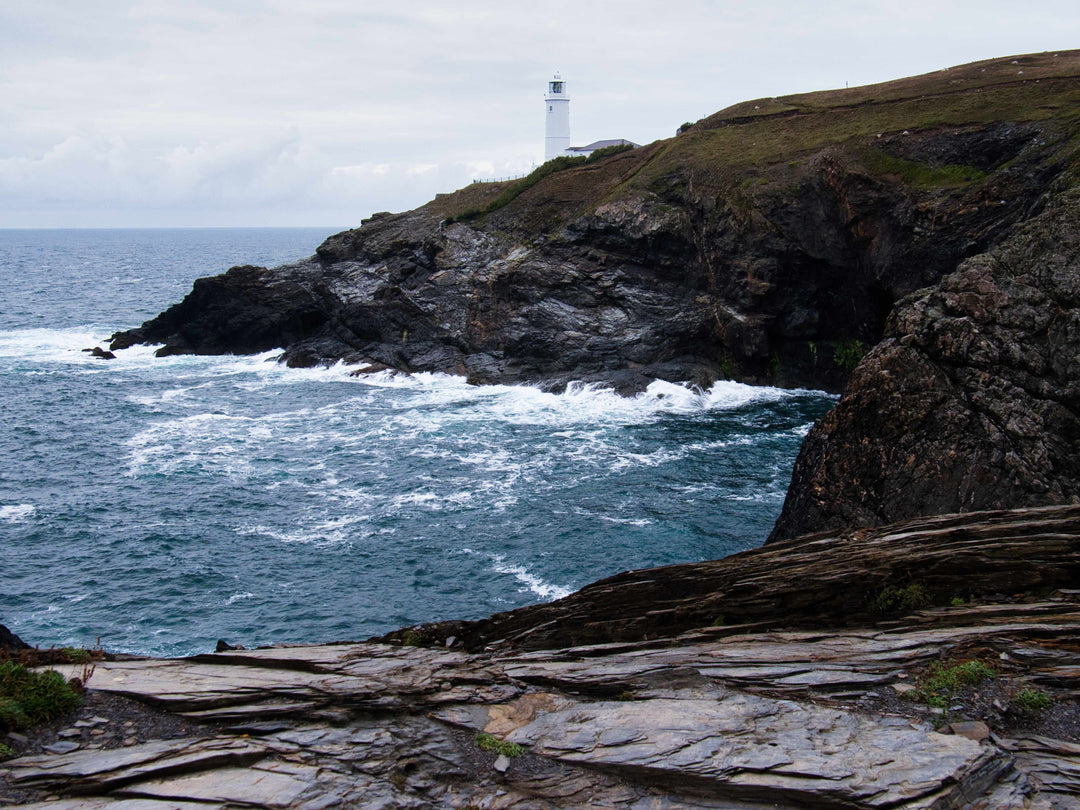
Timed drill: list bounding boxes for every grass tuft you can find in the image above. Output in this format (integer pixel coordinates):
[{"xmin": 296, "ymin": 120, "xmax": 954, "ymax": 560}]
[
  {"xmin": 907, "ymin": 659, "xmax": 995, "ymax": 708},
  {"xmin": 0, "ymin": 661, "xmax": 83, "ymax": 732},
  {"xmin": 1012, "ymin": 688, "xmax": 1052, "ymax": 714},
  {"xmin": 868, "ymin": 582, "xmax": 932, "ymax": 614},
  {"xmin": 448, "ymin": 144, "xmax": 637, "ymax": 222},
  {"xmin": 475, "ymin": 732, "xmax": 524, "ymax": 758},
  {"xmin": 861, "ymin": 150, "xmax": 988, "ymax": 188}
]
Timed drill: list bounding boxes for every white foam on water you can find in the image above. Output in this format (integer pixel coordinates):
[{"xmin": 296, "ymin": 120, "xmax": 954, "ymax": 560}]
[
  {"xmin": 225, "ymin": 592, "xmax": 255, "ymax": 605},
  {"xmin": 0, "ymin": 504, "xmax": 36, "ymax": 523},
  {"xmin": 724, "ymin": 491, "xmax": 786, "ymax": 502},
  {"xmin": 606, "ymin": 436, "xmax": 754, "ymax": 474},
  {"xmin": 389, "ymin": 492, "xmax": 441, "ymax": 509},
  {"xmin": 237, "ymin": 513, "xmax": 370, "ymax": 547},
  {"xmin": 598, "ymin": 515, "xmax": 653, "ymax": 527},
  {"xmin": 489, "ymin": 554, "xmax": 573, "ymax": 601},
  {"xmin": 0, "ymin": 328, "xmax": 108, "ymax": 363},
  {"xmin": 320, "ymin": 369, "xmax": 823, "ymax": 428}
]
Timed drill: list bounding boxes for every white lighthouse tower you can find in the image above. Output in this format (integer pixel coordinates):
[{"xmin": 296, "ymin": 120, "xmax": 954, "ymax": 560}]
[{"xmin": 544, "ymin": 73, "xmax": 570, "ymax": 161}]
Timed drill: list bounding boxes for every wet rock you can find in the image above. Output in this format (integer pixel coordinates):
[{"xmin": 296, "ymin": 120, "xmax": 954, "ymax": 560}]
[
  {"xmin": 42, "ymin": 741, "xmax": 80, "ymax": 755},
  {"xmin": 949, "ymin": 720, "xmax": 992, "ymax": 741},
  {"xmin": 82, "ymin": 347, "xmax": 116, "ymax": 360}
]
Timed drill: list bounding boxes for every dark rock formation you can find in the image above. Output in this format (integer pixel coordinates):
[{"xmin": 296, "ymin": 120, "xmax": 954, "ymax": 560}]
[
  {"xmin": 384, "ymin": 504, "xmax": 1080, "ymax": 653},
  {"xmin": 111, "ymin": 52, "xmax": 1080, "ymax": 394},
  {"xmin": 0, "ymin": 622, "xmax": 29, "ymax": 650},
  {"xmin": 770, "ymin": 188, "xmax": 1080, "ymax": 542},
  {"xmin": 82, "ymin": 347, "xmax": 116, "ymax": 360}
]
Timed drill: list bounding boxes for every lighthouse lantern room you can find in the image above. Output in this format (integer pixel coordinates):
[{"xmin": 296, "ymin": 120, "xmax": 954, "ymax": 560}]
[{"xmin": 544, "ymin": 73, "xmax": 570, "ymax": 161}]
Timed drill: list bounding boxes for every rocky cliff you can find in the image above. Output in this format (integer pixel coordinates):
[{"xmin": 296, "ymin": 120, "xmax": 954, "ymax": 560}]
[
  {"xmin": 770, "ymin": 187, "xmax": 1080, "ymax": 541},
  {"xmin": 112, "ymin": 51, "xmax": 1080, "ymax": 395},
  {"xmin": 23, "ymin": 51, "xmax": 1080, "ymax": 808}
]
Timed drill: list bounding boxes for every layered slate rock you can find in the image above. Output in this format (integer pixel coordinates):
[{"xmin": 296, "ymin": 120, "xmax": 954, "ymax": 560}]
[
  {"xmin": 4, "ymin": 507, "xmax": 1080, "ymax": 809},
  {"xmin": 398, "ymin": 504, "xmax": 1080, "ymax": 652},
  {"xmin": 111, "ymin": 52, "xmax": 1080, "ymax": 394},
  {"xmin": 770, "ymin": 188, "xmax": 1080, "ymax": 542}
]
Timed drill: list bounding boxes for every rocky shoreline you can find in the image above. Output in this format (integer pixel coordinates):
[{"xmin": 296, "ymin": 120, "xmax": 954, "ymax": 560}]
[{"xmin": 9, "ymin": 50, "xmax": 1080, "ymax": 807}]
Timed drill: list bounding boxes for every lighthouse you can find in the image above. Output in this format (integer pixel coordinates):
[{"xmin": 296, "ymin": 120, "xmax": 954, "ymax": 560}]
[{"xmin": 544, "ymin": 73, "xmax": 570, "ymax": 161}]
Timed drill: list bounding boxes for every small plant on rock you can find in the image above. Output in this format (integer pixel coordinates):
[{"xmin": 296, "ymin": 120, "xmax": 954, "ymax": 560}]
[
  {"xmin": 475, "ymin": 732, "xmax": 524, "ymax": 758},
  {"xmin": 868, "ymin": 582, "xmax": 932, "ymax": 614},
  {"xmin": 1012, "ymin": 688, "xmax": 1052, "ymax": 714},
  {"xmin": 908, "ymin": 659, "xmax": 995, "ymax": 709}
]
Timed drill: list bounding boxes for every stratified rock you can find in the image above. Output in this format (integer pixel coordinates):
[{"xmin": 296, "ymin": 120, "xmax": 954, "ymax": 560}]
[
  {"xmin": 398, "ymin": 504, "xmax": 1080, "ymax": 652},
  {"xmin": 111, "ymin": 52, "xmax": 1080, "ymax": 393},
  {"xmin": 4, "ymin": 507, "xmax": 1080, "ymax": 808},
  {"xmin": 770, "ymin": 188, "xmax": 1080, "ymax": 542}
]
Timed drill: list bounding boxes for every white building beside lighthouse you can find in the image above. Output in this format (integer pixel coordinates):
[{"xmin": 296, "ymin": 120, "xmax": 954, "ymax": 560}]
[
  {"xmin": 544, "ymin": 74, "xmax": 571, "ymax": 161},
  {"xmin": 544, "ymin": 73, "xmax": 638, "ymax": 163}
]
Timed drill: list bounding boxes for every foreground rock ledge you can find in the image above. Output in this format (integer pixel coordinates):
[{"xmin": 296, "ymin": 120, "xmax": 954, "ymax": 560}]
[{"xmin": 3, "ymin": 505, "xmax": 1079, "ymax": 808}]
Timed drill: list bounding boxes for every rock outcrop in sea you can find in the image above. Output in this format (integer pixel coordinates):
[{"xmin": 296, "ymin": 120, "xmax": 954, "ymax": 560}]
[
  {"xmin": 112, "ymin": 52, "xmax": 1080, "ymax": 400},
  {"xmin": 107, "ymin": 50, "xmax": 1080, "ymax": 537}
]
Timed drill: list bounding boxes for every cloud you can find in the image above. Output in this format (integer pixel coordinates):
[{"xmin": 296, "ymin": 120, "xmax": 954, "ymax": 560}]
[{"xmin": 2, "ymin": 0, "xmax": 1080, "ymax": 225}]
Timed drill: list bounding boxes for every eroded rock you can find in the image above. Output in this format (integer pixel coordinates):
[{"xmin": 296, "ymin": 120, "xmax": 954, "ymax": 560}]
[{"xmin": 771, "ymin": 188, "xmax": 1080, "ymax": 541}]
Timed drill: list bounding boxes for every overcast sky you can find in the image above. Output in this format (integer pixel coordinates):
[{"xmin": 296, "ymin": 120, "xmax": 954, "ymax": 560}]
[{"xmin": 2, "ymin": 1, "xmax": 1078, "ymax": 228}]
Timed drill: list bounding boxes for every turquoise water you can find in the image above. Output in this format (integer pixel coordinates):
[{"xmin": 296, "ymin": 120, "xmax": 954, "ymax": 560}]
[{"xmin": 0, "ymin": 229, "xmax": 835, "ymax": 656}]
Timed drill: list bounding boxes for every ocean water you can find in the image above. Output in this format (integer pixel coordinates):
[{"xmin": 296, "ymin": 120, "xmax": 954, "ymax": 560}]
[{"xmin": 0, "ymin": 229, "xmax": 836, "ymax": 657}]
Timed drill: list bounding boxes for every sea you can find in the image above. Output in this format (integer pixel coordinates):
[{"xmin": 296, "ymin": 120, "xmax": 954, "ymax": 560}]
[{"xmin": 0, "ymin": 228, "xmax": 836, "ymax": 657}]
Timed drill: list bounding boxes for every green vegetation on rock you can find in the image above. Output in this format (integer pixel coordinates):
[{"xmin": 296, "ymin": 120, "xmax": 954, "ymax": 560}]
[
  {"xmin": 868, "ymin": 582, "xmax": 932, "ymax": 614},
  {"xmin": 908, "ymin": 659, "xmax": 995, "ymax": 708},
  {"xmin": 475, "ymin": 732, "xmax": 524, "ymax": 758},
  {"xmin": 833, "ymin": 340, "xmax": 867, "ymax": 373},
  {"xmin": 861, "ymin": 150, "xmax": 987, "ymax": 188},
  {"xmin": 0, "ymin": 661, "xmax": 82, "ymax": 732},
  {"xmin": 449, "ymin": 144, "xmax": 637, "ymax": 223},
  {"xmin": 1012, "ymin": 688, "xmax": 1052, "ymax": 714}
]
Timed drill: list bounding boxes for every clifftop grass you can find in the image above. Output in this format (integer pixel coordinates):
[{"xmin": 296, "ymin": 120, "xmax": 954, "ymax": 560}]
[{"xmin": 429, "ymin": 50, "xmax": 1080, "ymax": 229}]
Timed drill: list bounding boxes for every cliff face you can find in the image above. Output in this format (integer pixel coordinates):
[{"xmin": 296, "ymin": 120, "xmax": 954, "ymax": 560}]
[
  {"xmin": 112, "ymin": 51, "xmax": 1080, "ymax": 394},
  {"xmin": 769, "ymin": 187, "xmax": 1080, "ymax": 541}
]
